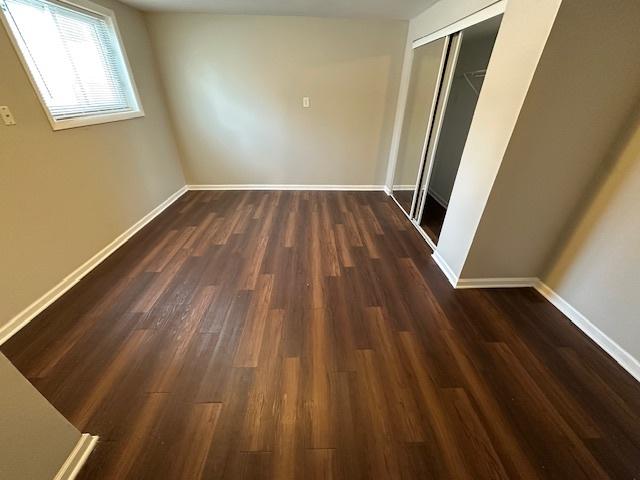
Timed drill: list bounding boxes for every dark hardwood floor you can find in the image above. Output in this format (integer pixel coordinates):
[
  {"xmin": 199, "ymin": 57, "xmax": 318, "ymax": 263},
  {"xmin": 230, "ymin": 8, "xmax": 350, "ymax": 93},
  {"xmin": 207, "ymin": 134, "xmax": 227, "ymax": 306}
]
[
  {"xmin": 392, "ymin": 189, "xmax": 414, "ymax": 214},
  {"xmin": 3, "ymin": 190, "xmax": 640, "ymax": 479}
]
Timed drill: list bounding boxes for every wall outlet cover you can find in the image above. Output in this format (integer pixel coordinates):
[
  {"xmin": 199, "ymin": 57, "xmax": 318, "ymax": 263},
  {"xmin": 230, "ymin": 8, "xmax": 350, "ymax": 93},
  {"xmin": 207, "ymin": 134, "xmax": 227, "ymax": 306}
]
[{"xmin": 0, "ymin": 106, "xmax": 16, "ymax": 125}]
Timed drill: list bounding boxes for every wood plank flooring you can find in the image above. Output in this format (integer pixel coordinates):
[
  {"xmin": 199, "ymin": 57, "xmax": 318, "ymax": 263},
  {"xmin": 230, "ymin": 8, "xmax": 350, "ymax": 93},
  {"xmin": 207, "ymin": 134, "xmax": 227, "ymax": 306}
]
[
  {"xmin": 392, "ymin": 189, "xmax": 414, "ymax": 214},
  {"xmin": 3, "ymin": 190, "xmax": 640, "ymax": 479}
]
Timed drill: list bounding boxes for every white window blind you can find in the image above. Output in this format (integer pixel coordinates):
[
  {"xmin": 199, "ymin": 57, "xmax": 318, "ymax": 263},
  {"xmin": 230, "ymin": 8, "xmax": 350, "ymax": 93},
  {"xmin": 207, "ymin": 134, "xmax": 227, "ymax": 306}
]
[{"xmin": 1, "ymin": 0, "xmax": 140, "ymax": 122}]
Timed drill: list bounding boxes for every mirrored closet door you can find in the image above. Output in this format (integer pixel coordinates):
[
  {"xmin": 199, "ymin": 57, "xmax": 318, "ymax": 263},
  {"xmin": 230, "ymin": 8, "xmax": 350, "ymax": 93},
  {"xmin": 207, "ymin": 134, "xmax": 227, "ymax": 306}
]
[
  {"xmin": 391, "ymin": 12, "xmax": 503, "ymax": 247},
  {"xmin": 413, "ymin": 32, "xmax": 462, "ymax": 228},
  {"xmin": 416, "ymin": 15, "xmax": 503, "ymax": 244},
  {"xmin": 391, "ymin": 36, "xmax": 450, "ymax": 216}
]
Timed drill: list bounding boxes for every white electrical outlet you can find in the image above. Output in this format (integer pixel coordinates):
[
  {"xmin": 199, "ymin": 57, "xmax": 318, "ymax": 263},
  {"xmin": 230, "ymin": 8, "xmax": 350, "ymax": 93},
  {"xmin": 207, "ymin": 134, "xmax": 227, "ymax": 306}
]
[
  {"xmin": 0, "ymin": 106, "xmax": 16, "ymax": 126},
  {"xmin": 303, "ymin": 97, "xmax": 310, "ymax": 108}
]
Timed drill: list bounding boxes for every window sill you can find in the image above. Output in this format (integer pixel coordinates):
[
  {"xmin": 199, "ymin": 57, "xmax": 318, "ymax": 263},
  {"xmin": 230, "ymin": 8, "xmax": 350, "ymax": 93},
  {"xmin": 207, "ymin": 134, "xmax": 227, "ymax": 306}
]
[{"xmin": 50, "ymin": 109, "xmax": 145, "ymax": 131}]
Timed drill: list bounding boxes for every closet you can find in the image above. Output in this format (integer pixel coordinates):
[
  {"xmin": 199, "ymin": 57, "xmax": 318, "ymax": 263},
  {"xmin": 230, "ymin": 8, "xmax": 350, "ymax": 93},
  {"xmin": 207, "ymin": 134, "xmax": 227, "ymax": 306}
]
[{"xmin": 391, "ymin": 13, "xmax": 503, "ymax": 247}]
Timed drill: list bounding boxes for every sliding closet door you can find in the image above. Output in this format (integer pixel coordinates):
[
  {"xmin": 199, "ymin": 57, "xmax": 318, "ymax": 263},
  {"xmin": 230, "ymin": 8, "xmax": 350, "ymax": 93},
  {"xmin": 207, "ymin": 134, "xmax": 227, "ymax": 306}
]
[
  {"xmin": 414, "ymin": 32, "xmax": 463, "ymax": 228},
  {"xmin": 417, "ymin": 15, "xmax": 503, "ymax": 243},
  {"xmin": 391, "ymin": 36, "xmax": 450, "ymax": 216}
]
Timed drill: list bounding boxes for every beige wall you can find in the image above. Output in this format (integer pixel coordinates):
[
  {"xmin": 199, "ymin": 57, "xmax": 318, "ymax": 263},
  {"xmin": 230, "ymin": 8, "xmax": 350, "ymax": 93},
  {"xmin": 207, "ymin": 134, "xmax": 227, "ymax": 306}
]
[
  {"xmin": 434, "ymin": 0, "xmax": 562, "ymax": 277},
  {"xmin": 0, "ymin": 0, "xmax": 185, "ymax": 329},
  {"xmin": 0, "ymin": 354, "xmax": 80, "ymax": 479},
  {"xmin": 461, "ymin": 0, "xmax": 640, "ymax": 279},
  {"xmin": 144, "ymin": 13, "xmax": 407, "ymax": 186},
  {"xmin": 543, "ymin": 103, "xmax": 640, "ymax": 364}
]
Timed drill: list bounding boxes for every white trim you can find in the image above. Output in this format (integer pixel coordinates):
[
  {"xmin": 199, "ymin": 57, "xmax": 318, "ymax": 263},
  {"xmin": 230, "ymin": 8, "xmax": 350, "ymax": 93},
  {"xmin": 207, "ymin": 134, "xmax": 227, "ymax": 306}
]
[
  {"xmin": 412, "ymin": 1, "xmax": 506, "ymax": 49},
  {"xmin": 54, "ymin": 0, "xmax": 117, "ymax": 17},
  {"xmin": 392, "ymin": 184, "xmax": 417, "ymax": 191},
  {"xmin": 0, "ymin": 186, "xmax": 187, "ymax": 345},
  {"xmin": 430, "ymin": 251, "xmax": 537, "ymax": 289},
  {"xmin": 187, "ymin": 184, "xmax": 385, "ymax": 191},
  {"xmin": 0, "ymin": 0, "xmax": 145, "ymax": 131},
  {"xmin": 383, "ymin": 185, "xmax": 392, "ymax": 195},
  {"xmin": 431, "ymin": 251, "xmax": 457, "ymax": 287},
  {"xmin": 49, "ymin": 110, "xmax": 144, "ymax": 131},
  {"xmin": 535, "ymin": 281, "xmax": 640, "ymax": 383},
  {"xmin": 54, "ymin": 434, "xmax": 98, "ymax": 480},
  {"xmin": 456, "ymin": 277, "xmax": 538, "ymax": 289}
]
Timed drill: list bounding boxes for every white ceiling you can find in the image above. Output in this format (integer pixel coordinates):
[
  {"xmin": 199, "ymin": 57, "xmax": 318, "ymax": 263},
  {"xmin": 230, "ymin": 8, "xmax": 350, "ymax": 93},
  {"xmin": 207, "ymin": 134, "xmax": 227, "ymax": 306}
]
[{"xmin": 120, "ymin": 0, "xmax": 440, "ymax": 20}]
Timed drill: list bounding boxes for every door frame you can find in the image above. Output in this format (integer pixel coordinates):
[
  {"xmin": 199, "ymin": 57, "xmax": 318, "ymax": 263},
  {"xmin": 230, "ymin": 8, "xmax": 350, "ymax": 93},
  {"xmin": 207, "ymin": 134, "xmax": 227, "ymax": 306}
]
[{"xmin": 413, "ymin": 1, "xmax": 506, "ymax": 49}]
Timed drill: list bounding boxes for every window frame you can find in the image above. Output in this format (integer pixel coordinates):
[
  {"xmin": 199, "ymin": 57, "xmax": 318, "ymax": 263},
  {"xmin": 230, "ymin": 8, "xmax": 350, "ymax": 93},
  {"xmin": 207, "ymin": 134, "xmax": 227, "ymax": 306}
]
[{"xmin": 0, "ymin": 0, "xmax": 144, "ymax": 130}]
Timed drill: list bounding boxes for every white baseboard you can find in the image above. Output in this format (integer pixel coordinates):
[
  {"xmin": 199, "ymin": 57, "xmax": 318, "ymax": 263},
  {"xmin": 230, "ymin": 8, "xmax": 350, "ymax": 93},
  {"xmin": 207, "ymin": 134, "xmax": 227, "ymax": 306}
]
[
  {"xmin": 456, "ymin": 277, "xmax": 538, "ymax": 289},
  {"xmin": 384, "ymin": 185, "xmax": 392, "ymax": 195},
  {"xmin": 391, "ymin": 184, "xmax": 417, "ymax": 191},
  {"xmin": 431, "ymin": 252, "xmax": 538, "ymax": 289},
  {"xmin": 534, "ymin": 281, "xmax": 640, "ymax": 383},
  {"xmin": 187, "ymin": 184, "xmax": 385, "ymax": 191},
  {"xmin": 0, "ymin": 186, "xmax": 188, "ymax": 346},
  {"xmin": 431, "ymin": 251, "xmax": 458, "ymax": 287},
  {"xmin": 54, "ymin": 434, "xmax": 98, "ymax": 480}
]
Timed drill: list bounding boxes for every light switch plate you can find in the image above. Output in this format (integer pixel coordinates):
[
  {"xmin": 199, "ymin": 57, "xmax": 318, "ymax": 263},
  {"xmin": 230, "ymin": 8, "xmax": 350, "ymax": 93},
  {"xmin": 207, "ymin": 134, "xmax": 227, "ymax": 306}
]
[
  {"xmin": 303, "ymin": 97, "xmax": 310, "ymax": 108},
  {"xmin": 0, "ymin": 106, "xmax": 16, "ymax": 126}
]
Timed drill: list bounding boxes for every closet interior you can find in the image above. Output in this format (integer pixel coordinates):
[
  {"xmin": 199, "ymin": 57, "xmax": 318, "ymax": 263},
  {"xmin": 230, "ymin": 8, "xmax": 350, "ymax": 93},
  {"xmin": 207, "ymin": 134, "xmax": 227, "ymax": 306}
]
[{"xmin": 391, "ymin": 14, "xmax": 503, "ymax": 247}]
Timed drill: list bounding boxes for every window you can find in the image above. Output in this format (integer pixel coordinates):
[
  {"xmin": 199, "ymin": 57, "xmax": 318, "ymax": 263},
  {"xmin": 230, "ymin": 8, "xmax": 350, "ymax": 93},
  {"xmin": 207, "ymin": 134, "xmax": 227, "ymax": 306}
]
[{"xmin": 0, "ymin": 0, "xmax": 143, "ymax": 129}]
